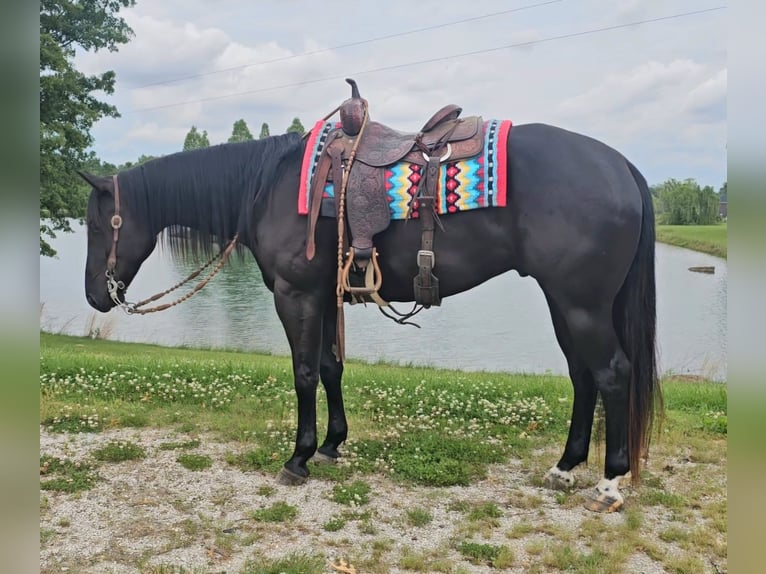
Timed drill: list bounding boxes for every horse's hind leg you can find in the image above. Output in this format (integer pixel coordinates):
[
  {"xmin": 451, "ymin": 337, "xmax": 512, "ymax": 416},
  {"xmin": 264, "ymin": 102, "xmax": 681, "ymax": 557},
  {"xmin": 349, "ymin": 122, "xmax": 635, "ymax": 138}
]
[
  {"xmin": 556, "ymin": 300, "xmax": 632, "ymax": 512},
  {"xmin": 541, "ymin": 291, "xmax": 598, "ymax": 491},
  {"xmin": 315, "ymin": 303, "xmax": 348, "ymax": 463}
]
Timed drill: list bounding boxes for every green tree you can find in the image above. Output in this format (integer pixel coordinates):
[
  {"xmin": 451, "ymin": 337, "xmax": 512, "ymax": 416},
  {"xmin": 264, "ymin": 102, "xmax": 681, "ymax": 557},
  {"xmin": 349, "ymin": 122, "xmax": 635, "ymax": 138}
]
[
  {"xmin": 40, "ymin": 0, "xmax": 136, "ymax": 256},
  {"xmin": 119, "ymin": 154, "xmax": 158, "ymax": 170},
  {"xmin": 654, "ymin": 178, "xmax": 720, "ymax": 225},
  {"xmin": 259, "ymin": 122, "xmax": 271, "ymax": 139},
  {"xmin": 183, "ymin": 126, "xmax": 211, "ymax": 150},
  {"xmin": 228, "ymin": 119, "xmax": 254, "ymax": 143},
  {"xmin": 286, "ymin": 117, "xmax": 305, "ymax": 135}
]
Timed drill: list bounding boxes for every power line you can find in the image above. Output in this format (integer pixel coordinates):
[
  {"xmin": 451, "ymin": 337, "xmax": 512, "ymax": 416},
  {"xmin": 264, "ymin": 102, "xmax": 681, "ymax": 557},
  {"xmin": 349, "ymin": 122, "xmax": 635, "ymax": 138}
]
[
  {"xmin": 125, "ymin": 6, "xmax": 727, "ymax": 115},
  {"xmin": 131, "ymin": 0, "xmax": 565, "ymax": 89}
]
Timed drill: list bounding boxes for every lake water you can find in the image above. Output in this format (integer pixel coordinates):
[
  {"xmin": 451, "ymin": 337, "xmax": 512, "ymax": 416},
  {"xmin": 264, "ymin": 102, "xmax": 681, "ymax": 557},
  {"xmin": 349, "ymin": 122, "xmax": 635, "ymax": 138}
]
[{"xmin": 40, "ymin": 223, "xmax": 727, "ymax": 381}]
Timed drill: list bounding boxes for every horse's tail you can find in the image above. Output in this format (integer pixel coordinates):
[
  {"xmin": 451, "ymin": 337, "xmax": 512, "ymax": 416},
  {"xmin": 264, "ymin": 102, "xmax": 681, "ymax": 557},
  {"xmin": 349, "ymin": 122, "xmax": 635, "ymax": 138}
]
[{"xmin": 615, "ymin": 160, "xmax": 664, "ymax": 485}]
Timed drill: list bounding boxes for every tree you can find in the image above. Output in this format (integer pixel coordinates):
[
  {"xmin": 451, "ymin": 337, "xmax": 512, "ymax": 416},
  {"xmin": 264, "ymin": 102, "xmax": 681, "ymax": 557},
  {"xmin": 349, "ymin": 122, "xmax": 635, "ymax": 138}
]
[
  {"xmin": 40, "ymin": 0, "xmax": 136, "ymax": 256},
  {"xmin": 259, "ymin": 122, "xmax": 271, "ymax": 139},
  {"xmin": 286, "ymin": 117, "xmax": 305, "ymax": 135},
  {"xmin": 228, "ymin": 119, "xmax": 253, "ymax": 143},
  {"xmin": 653, "ymin": 178, "xmax": 720, "ymax": 225},
  {"xmin": 183, "ymin": 126, "xmax": 211, "ymax": 150}
]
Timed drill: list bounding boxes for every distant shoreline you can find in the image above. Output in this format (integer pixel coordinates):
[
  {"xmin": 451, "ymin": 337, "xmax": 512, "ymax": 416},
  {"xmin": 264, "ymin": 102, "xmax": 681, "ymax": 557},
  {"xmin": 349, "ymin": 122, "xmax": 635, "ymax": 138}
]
[{"xmin": 655, "ymin": 223, "xmax": 727, "ymax": 259}]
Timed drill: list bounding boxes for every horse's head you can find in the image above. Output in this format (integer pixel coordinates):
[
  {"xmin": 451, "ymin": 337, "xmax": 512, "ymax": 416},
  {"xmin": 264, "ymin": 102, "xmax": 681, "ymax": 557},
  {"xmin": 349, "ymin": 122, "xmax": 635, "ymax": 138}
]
[{"xmin": 79, "ymin": 172, "xmax": 157, "ymax": 312}]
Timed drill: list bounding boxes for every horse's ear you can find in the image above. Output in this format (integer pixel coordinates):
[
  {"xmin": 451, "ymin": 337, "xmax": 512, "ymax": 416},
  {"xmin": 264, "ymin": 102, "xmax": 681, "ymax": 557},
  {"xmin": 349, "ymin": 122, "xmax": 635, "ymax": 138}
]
[{"xmin": 77, "ymin": 171, "xmax": 113, "ymax": 194}]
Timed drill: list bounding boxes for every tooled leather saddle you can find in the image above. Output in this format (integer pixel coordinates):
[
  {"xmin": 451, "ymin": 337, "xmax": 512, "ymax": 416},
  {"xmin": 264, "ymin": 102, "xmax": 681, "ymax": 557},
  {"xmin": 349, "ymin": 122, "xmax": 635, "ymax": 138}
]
[{"xmin": 305, "ymin": 78, "xmax": 485, "ymax": 308}]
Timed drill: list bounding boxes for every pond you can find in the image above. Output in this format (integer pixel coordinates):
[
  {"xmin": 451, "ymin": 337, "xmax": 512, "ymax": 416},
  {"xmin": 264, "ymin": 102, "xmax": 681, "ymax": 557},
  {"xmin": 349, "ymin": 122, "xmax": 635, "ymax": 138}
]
[{"xmin": 40, "ymin": 223, "xmax": 727, "ymax": 381}]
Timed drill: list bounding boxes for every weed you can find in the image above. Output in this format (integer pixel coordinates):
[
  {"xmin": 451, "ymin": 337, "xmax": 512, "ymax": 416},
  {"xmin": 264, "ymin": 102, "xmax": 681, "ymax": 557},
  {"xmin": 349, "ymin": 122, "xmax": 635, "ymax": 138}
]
[
  {"xmin": 447, "ymin": 499, "xmax": 470, "ymax": 513},
  {"xmin": 39, "ymin": 456, "xmax": 99, "ymax": 493},
  {"xmin": 659, "ymin": 526, "xmax": 690, "ymax": 543},
  {"xmin": 323, "ymin": 516, "xmax": 347, "ymax": 532},
  {"xmin": 405, "ymin": 507, "xmax": 433, "ymax": 527},
  {"xmin": 664, "ymin": 553, "xmax": 706, "ymax": 574},
  {"xmin": 159, "ymin": 439, "xmax": 202, "ymax": 450},
  {"xmin": 92, "ymin": 440, "xmax": 146, "ymax": 462},
  {"xmin": 640, "ymin": 489, "xmax": 685, "ymax": 509},
  {"xmin": 457, "ymin": 541, "xmax": 512, "ymax": 567},
  {"xmin": 507, "ymin": 521, "xmax": 533, "ymax": 539},
  {"xmin": 544, "ymin": 545, "xmax": 610, "ymax": 573},
  {"xmin": 701, "ymin": 410, "xmax": 727, "ymax": 434},
  {"xmin": 398, "ymin": 547, "xmax": 454, "ymax": 572},
  {"xmin": 176, "ymin": 453, "xmax": 213, "ymax": 471},
  {"xmin": 467, "ymin": 502, "xmax": 502, "ymax": 521},
  {"xmin": 240, "ymin": 552, "xmax": 324, "ymax": 574},
  {"xmin": 256, "ymin": 485, "xmax": 276, "ymax": 497},
  {"xmin": 40, "ymin": 528, "xmax": 55, "ymax": 544},
  {"xmin": 249, "ymin": 501, "xmax": 298, "ymax": 523},
  {"xmin": 332, "ymin": 480, "xmax": 371, "ymax": 506}
]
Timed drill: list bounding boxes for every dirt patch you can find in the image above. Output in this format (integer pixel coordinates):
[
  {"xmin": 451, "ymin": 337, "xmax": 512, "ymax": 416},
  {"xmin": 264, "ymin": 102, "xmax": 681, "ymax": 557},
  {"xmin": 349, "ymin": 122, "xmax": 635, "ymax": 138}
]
[{"xmin": 40, "ymin": 428, "xmax": 727, "ymax": 573}]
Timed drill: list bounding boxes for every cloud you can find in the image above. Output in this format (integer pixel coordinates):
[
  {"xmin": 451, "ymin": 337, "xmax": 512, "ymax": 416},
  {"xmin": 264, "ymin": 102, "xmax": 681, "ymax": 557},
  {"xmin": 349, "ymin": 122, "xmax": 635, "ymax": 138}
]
[
  {"xmin": 682, "ymin": 68, "xmax": 727, "ymax": 120},
  {"xmin": 76, "ymin": 0, "xmax": 727, "ymax": 187}
]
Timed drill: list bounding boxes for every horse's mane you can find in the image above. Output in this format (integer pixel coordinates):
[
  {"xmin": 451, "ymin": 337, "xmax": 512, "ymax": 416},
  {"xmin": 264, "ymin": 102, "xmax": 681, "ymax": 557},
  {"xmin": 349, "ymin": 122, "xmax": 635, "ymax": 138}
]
[{"xmin": 117, "ymin": 132, "xmax": 304, "ymax": 260}]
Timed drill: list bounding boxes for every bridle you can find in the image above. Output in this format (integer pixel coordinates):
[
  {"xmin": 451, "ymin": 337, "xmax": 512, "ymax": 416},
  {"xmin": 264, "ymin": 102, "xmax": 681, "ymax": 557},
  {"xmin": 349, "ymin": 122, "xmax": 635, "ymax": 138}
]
[
  {"xmin": 105, "ymin": 175, "xmax": 126, "ymax": 309},
  {"xmin": 103, "ymin": 174, "xmax": 239, "ymax": 315}
]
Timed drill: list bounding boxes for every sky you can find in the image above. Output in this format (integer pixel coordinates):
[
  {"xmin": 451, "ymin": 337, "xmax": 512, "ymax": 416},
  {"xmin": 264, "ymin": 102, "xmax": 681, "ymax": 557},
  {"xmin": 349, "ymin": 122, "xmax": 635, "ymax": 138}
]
[{"xmin": 74, "ymin": 0, "xmax": 727, "ymax": 188}]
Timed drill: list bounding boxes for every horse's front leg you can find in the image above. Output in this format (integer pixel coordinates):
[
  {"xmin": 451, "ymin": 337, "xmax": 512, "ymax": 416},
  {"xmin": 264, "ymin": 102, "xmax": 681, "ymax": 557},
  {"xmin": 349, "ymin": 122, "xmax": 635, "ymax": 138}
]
[
  {"xmin": 315, "ymin": 302, "xmax": 347, "ymax": 463},
  {"xmin": 273, "ymin": 279, "xmax": 324, "ymax": 485}
]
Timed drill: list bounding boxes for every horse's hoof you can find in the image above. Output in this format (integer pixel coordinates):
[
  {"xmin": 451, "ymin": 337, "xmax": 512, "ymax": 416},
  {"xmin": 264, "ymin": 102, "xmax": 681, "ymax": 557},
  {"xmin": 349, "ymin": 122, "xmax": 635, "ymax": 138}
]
[
  {"xmin": 312, "ymin": 451, "xmax": 338, "ymax": 465},
  {"xmin": 543, "ymin": 467, "xmax": 576, "ymax": 490},
  {"xmin": 277, "ymin": 467, "xmax": 308, "ymax": 486},
  {"xmin": 583, "ymin": 488, "xmax": 623, "ymax": 513}
]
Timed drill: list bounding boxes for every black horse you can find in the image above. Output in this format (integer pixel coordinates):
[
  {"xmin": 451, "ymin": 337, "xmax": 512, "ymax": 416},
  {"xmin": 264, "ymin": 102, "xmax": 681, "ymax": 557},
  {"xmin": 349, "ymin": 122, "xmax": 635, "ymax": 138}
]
[{"xmin": 81, "ymin": 108, "xmax": 661, "ymax": 512}]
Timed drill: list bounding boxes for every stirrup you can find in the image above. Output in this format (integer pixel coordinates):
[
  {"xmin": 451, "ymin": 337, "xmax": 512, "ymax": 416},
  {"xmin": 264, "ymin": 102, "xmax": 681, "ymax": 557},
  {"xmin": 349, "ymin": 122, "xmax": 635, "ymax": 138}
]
[{"xmin": 341, "ymin": 247, "xmax": 383, "ymax": 295}]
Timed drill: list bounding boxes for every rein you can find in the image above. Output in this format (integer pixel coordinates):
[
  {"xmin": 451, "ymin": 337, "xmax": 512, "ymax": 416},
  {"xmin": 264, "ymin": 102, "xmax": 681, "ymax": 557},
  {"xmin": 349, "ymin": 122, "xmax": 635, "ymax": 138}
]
[{"xmin": 105, "ymin": 175, "xmax": 239, "ymax": 315}]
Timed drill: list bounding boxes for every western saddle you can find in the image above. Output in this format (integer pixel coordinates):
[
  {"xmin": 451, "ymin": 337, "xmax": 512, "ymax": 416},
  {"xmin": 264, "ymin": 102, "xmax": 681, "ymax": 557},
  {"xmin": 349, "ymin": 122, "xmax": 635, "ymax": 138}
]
[{"xmin": 306, "ymin": 78, "xmax": 485, "ymax": 310}]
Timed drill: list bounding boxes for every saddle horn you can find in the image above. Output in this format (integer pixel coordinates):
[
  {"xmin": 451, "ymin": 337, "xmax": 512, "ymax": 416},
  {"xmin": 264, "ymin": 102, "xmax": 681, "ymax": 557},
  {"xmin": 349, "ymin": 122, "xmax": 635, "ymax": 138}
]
[{"xmin": 340, "ymin": 78, "xmax": 367, "ymax": 136}]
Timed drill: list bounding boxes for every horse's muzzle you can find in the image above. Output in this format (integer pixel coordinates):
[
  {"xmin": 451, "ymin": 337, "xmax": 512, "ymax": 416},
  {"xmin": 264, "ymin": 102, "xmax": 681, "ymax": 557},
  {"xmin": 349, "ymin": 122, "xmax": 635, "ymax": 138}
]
[{"xmin": 86, "ymin": 292, "xmax": 113, "ymax": 313}]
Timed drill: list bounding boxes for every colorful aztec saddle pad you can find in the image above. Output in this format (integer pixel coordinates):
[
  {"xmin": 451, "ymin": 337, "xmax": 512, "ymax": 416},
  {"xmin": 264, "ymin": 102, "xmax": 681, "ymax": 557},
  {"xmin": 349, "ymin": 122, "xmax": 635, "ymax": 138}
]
[{"xmin": 298, "ymin": 119, "xmax": 512, "ymax": 219}]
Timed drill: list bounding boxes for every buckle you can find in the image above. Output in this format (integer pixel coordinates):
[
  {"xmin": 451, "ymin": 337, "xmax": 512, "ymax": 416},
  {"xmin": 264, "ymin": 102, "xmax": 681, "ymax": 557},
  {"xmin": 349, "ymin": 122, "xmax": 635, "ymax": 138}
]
[
  {"xmin": 111, "ymin": 214, "xmax": 123, "ymax": 229},
  {"xmin": 417, "ymin": 250, "xmax": 434, "ymax": 267}
]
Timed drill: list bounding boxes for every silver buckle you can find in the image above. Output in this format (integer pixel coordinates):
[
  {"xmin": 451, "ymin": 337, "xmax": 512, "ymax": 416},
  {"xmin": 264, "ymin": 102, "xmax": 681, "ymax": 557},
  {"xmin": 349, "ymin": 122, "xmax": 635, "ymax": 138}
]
[{"xmin": 417, "ymin": 250, "xmax": 434, "ymax": 267}]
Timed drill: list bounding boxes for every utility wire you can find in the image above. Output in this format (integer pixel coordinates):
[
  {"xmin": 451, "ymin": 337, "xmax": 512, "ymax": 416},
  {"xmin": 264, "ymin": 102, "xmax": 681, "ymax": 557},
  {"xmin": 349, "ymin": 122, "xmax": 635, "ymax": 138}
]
[
  {"xmin": 125, "ymin": 6, "xmax": 726, "ymax": 115},
  {"xmin": 131, "ymin": 0, "xmax": 565, "ymax": 89}
]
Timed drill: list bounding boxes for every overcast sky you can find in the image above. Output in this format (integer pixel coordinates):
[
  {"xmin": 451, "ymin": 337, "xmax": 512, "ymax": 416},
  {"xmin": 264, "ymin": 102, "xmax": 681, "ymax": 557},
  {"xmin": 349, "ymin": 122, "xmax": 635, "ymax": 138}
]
[{"xmin": 74, "ymin": 0, "xmax": 727, "ymax": 188}]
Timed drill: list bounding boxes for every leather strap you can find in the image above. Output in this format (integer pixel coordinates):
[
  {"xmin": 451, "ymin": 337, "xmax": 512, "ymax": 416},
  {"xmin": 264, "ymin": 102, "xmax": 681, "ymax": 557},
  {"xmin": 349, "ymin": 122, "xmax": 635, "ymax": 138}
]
[
  {"xmin": 305, "ymin": 143, "xmax": 335, "ymax": 260},
  {"xmin": 414, "ymin": 156, "xmax": 440, "ymax": 307},
  {"xmin": 107, "ymin": 175, "xmax": 122, "ymax": 272}
]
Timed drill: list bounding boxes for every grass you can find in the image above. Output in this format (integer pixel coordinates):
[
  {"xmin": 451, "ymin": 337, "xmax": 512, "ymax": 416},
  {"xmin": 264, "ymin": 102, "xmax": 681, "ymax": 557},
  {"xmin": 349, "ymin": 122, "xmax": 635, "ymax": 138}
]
[
  {"xmin": 457, "ymin": 541, "xmax": 514, "ymax": 568},
  {"xmin": 92, "ymin": 440, "xmax": 146, "ymax": 462},
  {"xmin": 249, "ymin": 501, "xmax": 298, "ymax": 523},
  {"xmin": 39, "ymin": 455, "xmax": 99, "ymax": 493},
  {"xmin": 176, "ymin": 453, "xmax": 213, "ymax": 471},
  {"xmin": 405, "ymin": 507, "xmax": 433, "ymax": 527},
  {"xmin": 656, "ymin": 223, "xmax": 727, "ymax": 258},
  {"xmin": 240, "ymin": 553, "xmax": 324, "ymax": 574},
  {"xmin": 40, "ymin": 332, "xmax": 726, "ymax": 490},
  {"xmin": 332, "ymin": 480, "xmax": 371, "ymax": 506},
  {"xmin": 39, "ymin": 333, "xmax": 727, "ymax": 572}
]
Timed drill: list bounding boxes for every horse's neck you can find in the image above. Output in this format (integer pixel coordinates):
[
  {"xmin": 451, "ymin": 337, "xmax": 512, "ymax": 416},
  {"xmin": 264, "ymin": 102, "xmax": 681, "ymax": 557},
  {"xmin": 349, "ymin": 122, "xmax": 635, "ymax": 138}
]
[{"xmin": 143, "ymin": 172, "xmax": 243, "ymax": 237}]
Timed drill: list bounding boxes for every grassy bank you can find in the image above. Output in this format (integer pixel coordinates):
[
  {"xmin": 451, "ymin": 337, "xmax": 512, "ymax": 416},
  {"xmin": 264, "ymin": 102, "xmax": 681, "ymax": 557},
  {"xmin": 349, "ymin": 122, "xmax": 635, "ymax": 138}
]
[
  {"xmin": 40, "ymin": 333, "xmax": 727, "ymax": 458},
  {"xmin": 656, "ymin": 223, "xmax": 727, "ymax": 258},
  {"xmin": 40, "ymin": 333, "xmax": 727, "ymax": 573}
]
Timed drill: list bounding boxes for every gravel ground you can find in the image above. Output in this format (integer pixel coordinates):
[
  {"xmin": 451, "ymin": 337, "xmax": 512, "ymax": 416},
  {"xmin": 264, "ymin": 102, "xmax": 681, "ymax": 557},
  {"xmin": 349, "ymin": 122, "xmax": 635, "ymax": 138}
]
[{"xmin": 40, "ymin": 427, "xmax": 727, "ymax": 573}]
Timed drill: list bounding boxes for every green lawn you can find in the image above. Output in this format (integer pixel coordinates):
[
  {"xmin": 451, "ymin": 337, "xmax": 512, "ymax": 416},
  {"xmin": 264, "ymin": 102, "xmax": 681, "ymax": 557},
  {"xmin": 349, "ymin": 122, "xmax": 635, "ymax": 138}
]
[
  {"xmin": 656, "ymin": 223, "xmax": 727, "ymax": 258},
  {"xmin": 39, "ymin": 333, "xmax": 727, "ymax": 574},
  {"xmin": 40, "ymin": 332, "xmax": 727, "ymax": 485}
]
